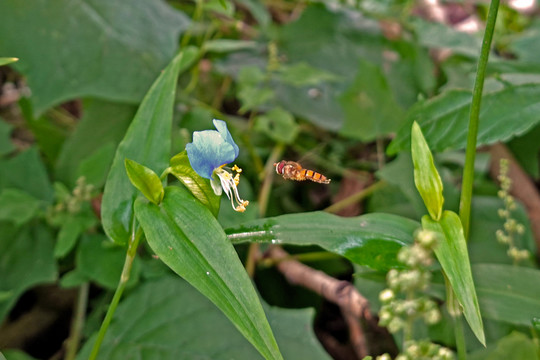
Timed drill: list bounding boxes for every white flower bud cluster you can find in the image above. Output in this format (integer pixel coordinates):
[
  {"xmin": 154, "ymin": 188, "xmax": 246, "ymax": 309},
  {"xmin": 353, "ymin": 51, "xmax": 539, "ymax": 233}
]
[
  {"xmin": 47, "ymin": 176, "xmax": 95, "ymax": 224},
  {"xmin": 375, "ymin": 340, "xmax": 454, "ymax": 360},
  {"xmin": 378, "ymin": 231, "xmax": 442, "ymax": 330},
  {"xmin": 496, "ymin": 158, "xmax": 531, "ymax": 264}
]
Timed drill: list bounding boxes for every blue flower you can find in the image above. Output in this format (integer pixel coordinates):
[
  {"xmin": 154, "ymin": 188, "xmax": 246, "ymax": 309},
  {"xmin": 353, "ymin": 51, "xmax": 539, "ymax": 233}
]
[{"xmin": 186, "ymin": 119, "xmax": 249, "ymax": 212}]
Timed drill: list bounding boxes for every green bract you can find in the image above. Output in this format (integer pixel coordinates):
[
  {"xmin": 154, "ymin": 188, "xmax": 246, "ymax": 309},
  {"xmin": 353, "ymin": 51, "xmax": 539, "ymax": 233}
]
[{"xmin": 411, "ymin": 121, "xmax": 444, "ymax": 221}]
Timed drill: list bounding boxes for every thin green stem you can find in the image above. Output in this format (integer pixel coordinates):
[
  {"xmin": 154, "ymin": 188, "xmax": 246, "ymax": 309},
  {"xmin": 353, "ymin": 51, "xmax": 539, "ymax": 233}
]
[
  {"xmin": 324, "ymin": 181, "xmax": 386, "ymax": 214},
  {"xmin": 259, "ymin": 251, "xmax": 343, "ymax": 268},
  {"xmin": 65, "ymin": 282, "xmax": 89, "ymax": 360},
  {"xmin": 459, "ymin": 0, "xmax": 500, "ymax": 238},
  {"xmin": 246, "ymin": 143, "xmax": 285, "ymax": 278},
  {"xmin": 453, "ymin": 314, "xmax": 467, "ymax": 360},
  {"xmin": 89, "ymin": 227, "xmax": 143, "ymax": 360}
]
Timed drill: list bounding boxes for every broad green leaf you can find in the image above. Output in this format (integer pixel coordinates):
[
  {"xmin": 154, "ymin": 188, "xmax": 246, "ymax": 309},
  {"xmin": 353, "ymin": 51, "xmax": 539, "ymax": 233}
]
[
  {"xmin": 2, "ymin": 349, "xmax": 38, "ymax": 360},
  {"xmin": 0, "ymin": 120, "xmax": 14, "ymax": 155},
  {"xmin": 18, "ymin": 97, "xmax": 68, "ymax": 164},
  {"xmin": 508, "ymin": 22, "xmax": 540, "ymax": 63},
  {"xmin": 134, "ymin": 186, "xmax": 283, "ymax": 360},
  {"xmin": 56, "ymin": 99, "xmax": 135, "ymax": 186},
  {"xmin": 75, "ymin": 142, "xmax": 117, "ymax": 188},
  {"xmin": 254, "ymin": 108, "xmax": 299, "ymax": 144},
  {"xmin": 411, "ymin": 122, "xmax": 444, "ymax": 221},
  {"xmin": 469, "ymin": 331, "xmax": 539, "ymax": 360},
  {"xmin": 226, "ymin": 212, "xmax": 419, "ymax": 271},
  {"xmin": 77, "ymin": 276, "xmax": 328, "ymax": 360},
  {"xmin": 412, "ymin": 18, "xmax": 481, "ymax": 58},
  {"xmin": 338, "ymin": 59, "xmax": 403, "ymax": 141},
  {"xmin": 388, "ymin": 85, "xmax": 540, "ymax": 154},
  {"xmin": 468, "ymin": 196, "xmax": 535, "ymax": 265},
  {"xmin": 101, "ymin": 47, "xmax": 199, "ymax": 245},
  {"xmin": 0, "ymin": 57, "xmax": 18, "ymax": 66},
  {"xmin": 125, "ymin": 159, "xmax": 164, "ymax": 205},
  {"xmin": 422, "ymin": 211, "xmax": 485, "ymax": 345},
  {"xmin": 76, "ymin": 234, "xmax": 140, "ymax": 290},
  {"xmin": 54, "ymin": 215, "xmax": 97, "ymax": 258},
  {"xmin": 472, "ymin": 264, "xmax": 540, "ymax": 327},
  {"xmin": 0, "ymin": 189, "xmax": 42, "ymax": 227},
  {"xmin": 235, "ymin": 0, "xmax": 270, "ymax": 26},
  {"xmin": 376, "ymin": 152, "xmax": 426, "ymax": 218},
  {"xmin": 0, "ymin": 223, "xmax": 57, "ymax": 323},
  {"xmin": 0, "ymin": 147, "xmax": 53, "ymax": 202},
  {"xmin": 0, "ymin": 0, "xmax": 189, "ymax": 115},
  {"xmin": 507, "ymin": 123, "xmax": 540, "ymax": 177},
  {"xmin": 168, "ymin": 150, "xmax": 220, "ymax": 217}
]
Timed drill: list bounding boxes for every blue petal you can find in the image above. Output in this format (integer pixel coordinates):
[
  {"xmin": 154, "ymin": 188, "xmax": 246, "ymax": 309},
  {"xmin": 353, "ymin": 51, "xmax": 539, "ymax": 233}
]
[
  {"xmin": 186, "ymin": 120, "xmax": 239, "ymax": 179},
  {"xmin": 213, "ymin": 119, "xmax": 239, "ymax": 159}
]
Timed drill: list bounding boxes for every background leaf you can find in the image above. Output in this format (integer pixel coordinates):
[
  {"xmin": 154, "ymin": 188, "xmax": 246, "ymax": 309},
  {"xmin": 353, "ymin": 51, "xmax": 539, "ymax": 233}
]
[
  {"xmin": 0, "ymin": 120, "xmax": 15, "ymax": 156},
  {"xmin": 0, "ymin": 223, "xmax": 57, "ymax": 323},
  {"xmin": 135, "ymin": 186, "xmax": 283, "ymax": 360},
  {"xmin": 77, "ymin": 276, "xmax": 329, "ymax": 360},
  {"xmin": 0, "ymin": 189, "xmax": 42, "ymax": 227},
  {"xmin": 226, "ymin": 212, "xmax": 419, "ymax": 271},
  {"xmin": 55, "ymin": 99, "xmax": 135, "ymax": 187},
  {"xmin": 0, "ymin": 147, "xmax": 53, "ymax": 203},
  {"xmin": 388, "ymin": 85, "xmax": 540, "ymax": 154},
  {"xmin": 473, "ymin": 264, "xmax": 540, "ymax": 327},
  {"xmin": 101, "ymin": 47, "xmax": 199, "ymax": 245},
  {"xmin": 0, "ymin": 0, "xmax": 189, "ymax": 115}
]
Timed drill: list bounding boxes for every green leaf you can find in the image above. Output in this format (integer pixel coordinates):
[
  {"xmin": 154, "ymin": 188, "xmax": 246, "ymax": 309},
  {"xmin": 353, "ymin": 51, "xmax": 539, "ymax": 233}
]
[
  {"xmin": 0, "ymin": 189, "xmax": 42, "ymax": 226},
  {"xmin": 168, "ymin": 150, "xmax": 220, "ymax": 217},
  {"xmin": 469, "ymin": 331, "xmax": 539, "ymax": 360},
  {"xmin": 0, "ymin": 57, "xmax": 18, "ymax": 66},
  {"xmin": 254, "ymin": 108, "xmax": 299, "ymax": 144},
  {"xmin": 54, "ymin": 215, "xmax": 97, "ymax": 258},
  {"xmin": 0, "ymin": 120, "xmax": 15, "ymax": 155},
  {"xmin": 124, "ymin": 159, "xmax": 164, "ymax": 205},
  {"xmin": 55, "ymin": 99, "xmax": 135, "ymax": 186},
  {"xmin": 134, "ymin": 186, "xmax": 283, "ymax": 360},
  {"xmin": 338, "ymin": 59, "xmax": 403, "ymax": 141},
  {"xmin": 226, "ymin": 212, "xmax": 419, "ymax": 271},
  {"xmin": 0, "ymin": 0, "xmax": 189, "ymax": 115},
  {"xmin": 411, "ymin": 121, "xmax": 444, "ymax": 221},
  {"xmin": 2, "ymin": 349, "xmax": 38, "ymax": 360},
  {"xmin": 76, "ymin": 234, "xmax": 140, "ymax": 290},
  {"xmin": 0, "ymin": 147, "xmax": 53, "ymax": 202},
  {"xmin": 472, "ymin": 264, "xmax": 540, "ymax": 327},
  {"xmin": 101, "ymin": 47, "xmax": 199, "ymax": 245},
  {"xmin": 0, "ymin": 223, "xmax": 57, "ymax": 323},
  {"xmin": 412, "ymin": 18, "xmax": 481, "ymax": 58},
  {"xmin": 388, "ymin": 85, "xmax": 540, "ymax": 154},
  {"xmin": 75, "ymin": 142, "xmax": 117, "ymax": 188},
  {"xmin": 77, "ymin": 276, "xmax": 328, "ymax": 360},
  {"xmin": 235, "ymin": 0, "xmax": 270, "ymax": 26},
  {"xmin": 422, "ymin": 211, "xmax": 485, "ymax": 345}
]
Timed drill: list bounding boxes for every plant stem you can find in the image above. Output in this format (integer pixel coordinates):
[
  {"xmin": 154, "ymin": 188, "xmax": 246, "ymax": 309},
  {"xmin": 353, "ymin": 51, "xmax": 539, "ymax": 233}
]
[
  {"xmin": 246, "ymin": 143, "xmax": 285, "ymax": 278},
  {"xmin": 89, "ymin": 227, "xmax": 142, "ymax": 360},
  {"xmin": 453, "ymin": 314, "xmax": 467, "ymax": 360},
  {"xmin": 65, "ymin": 282, "xmax": 89, "ymax": 360},
  {"xmin": 324, "ymin": 181, "xmax": 386, "ymax": 214},
  {"xmin": 459, "ymin": 0, "xmax": 500, "ymax": 238}
]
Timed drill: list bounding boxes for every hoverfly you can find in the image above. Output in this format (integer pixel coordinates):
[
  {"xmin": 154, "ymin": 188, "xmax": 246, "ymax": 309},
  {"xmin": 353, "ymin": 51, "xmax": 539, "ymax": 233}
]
[{"xmin": 273, "ymin": 160, "xmax": 331, "ymax": 184}]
